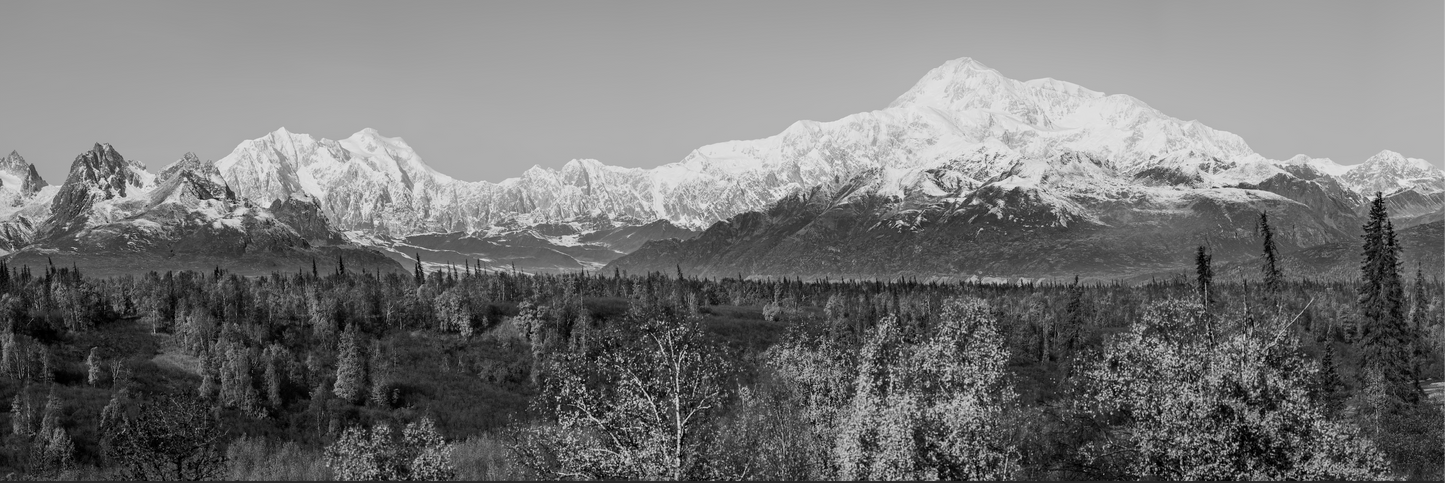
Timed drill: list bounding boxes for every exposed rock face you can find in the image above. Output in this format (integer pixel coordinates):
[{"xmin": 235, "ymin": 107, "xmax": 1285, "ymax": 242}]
[
  {"xmin": 47, "ymin": 143, "xmax": 153, "ymax": 236},
  {"xmin": 268, "ymin": 196, "xmax": 344, "ymax": 245},
  {"xmin": 150, "ymin": 152, "xmax": 236, "ymax": 207},
  {"xmin": 605, "ymin": 165, "xmax": 1365, "ymax": 282},
  {"xmin": 0, "ymin": 151, "xmax": 55, "ymax": 253},
  {"xmin": 0, "ymin": 151, "xmax": 48, "ymax": 195},
  {"xmin": 1375, "ymin": 189, "xmax": 1445, "ymax": 229},
  {"xmin": 1, "ymin": 147, "xmax": 403, "ymax": 276}
]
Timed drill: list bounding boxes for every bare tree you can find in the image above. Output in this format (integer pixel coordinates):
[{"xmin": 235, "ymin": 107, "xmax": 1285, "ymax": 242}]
[
  {"xmin": 104, "ymin": 394, "xmax": 227, "ymax": 481},
  {"xmin": 515, "ymin": 303, "xmax": 734, "ymax": 480}
]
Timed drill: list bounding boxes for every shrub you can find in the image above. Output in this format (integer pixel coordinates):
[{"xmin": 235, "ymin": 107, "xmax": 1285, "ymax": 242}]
[{"xmin": 323, "ymin": 416, "xmax": 456, "ymax": 481}]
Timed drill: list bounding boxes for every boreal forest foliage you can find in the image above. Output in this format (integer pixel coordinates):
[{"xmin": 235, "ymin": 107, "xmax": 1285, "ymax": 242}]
[{"xmin": 0, "ymin": 193, "xmax": 1440, "ymax": 481}]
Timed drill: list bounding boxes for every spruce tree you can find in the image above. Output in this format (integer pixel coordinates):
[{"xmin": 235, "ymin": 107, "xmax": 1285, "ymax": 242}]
[
  {"xmin": 334, "ymin": 324, "xmax": 369, "ymax": 404},
  {"xmin": 1195, "ymin": 245, "xmax": 1213, "ymax": 309},
  {"xmin": 1356, "ymin": 192, "xmax": 1414, "ymax": 403},
  {"xmin": 1410, "ymin": 263, "xmax": 1430, "ymax": 391},
  {"xmin": 86, "ymin": 348, "xmax": 102, "ymax": 386},
  {"xmin": 1258, "ymin": 211, "xmax": 1283, "ymax": 294},
  {"xmin": 1315, "ymin": 344, "xmax": 1346, "ymax": 414}
]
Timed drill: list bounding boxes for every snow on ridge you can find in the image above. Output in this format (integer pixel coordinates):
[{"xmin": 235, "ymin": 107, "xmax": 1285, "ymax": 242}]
[{"xmin": 202, "ymin": 58, "xmax": 1436, "ymax": 239}]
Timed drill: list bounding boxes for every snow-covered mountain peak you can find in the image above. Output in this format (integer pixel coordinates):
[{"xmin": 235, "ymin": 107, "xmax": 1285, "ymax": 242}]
[
  {"xmin": 1362, "ymin": 150, "xmax": 1436, "ymax": 171},
  {"xmin": 344, "ymin": 128, "xmax": 400, "ymax": 151},
  {"xmin": 888, "ymin": 57, "xmax": 1021, "ymax": 110},
  {"xmin": 44, "ymin": 143, "xmax": 158, "ymax": 235},
  {"xmin": 0, "ymin": 150, "xmax": 48, "ymax": 196},
  {"xmin": 156, "ymin": 152, "xmax": 212, "ymax": 183},
  {"xmin": 1278, "ymin": 154, "xmax": 1350, "ymax": 177},
  {"xmin": 1, "ymin": 151, "xmax": 26, "ymax": 170},
  {"xmin": 194, "ymin": 57, "xmax": 1437, "ymax": 240},
  {"xmin": 1340, "ymin": 150, "xmax": 1444, "ymax": 195},
  {"xmin": 149, "ymin": 151, "xmax": 235, "ymax": 207}
]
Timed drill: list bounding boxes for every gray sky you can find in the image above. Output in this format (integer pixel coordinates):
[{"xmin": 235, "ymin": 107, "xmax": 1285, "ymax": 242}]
[{"xmin": 1, "ymin": 0, "xmax": 1440, "ymax": 184}]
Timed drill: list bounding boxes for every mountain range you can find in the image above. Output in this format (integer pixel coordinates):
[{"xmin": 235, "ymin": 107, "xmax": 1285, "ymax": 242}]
[
  {"xmin": 0, "ymin": 58, "xmax": 1439, "ymax": 280},
  {"xmin": 604, "ymin": 59, "xmax": 1444, "ymax": 281}
]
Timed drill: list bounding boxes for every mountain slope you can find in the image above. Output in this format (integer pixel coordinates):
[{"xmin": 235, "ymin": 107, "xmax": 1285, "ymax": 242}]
[
  {"xmin": 4, "ymin": 57, "xmax": 1439, "ymax": 280},
  {"xmin": 0, "ymin": 151, "xmax": 56, "ymax": 253},
  {"xmin": 603, "ymin": 58, "xmax": 1444, "ymax": 281},
  {"xmin": 214, "ymin": 59, "xmax": 1440, "ymax": 244},
  {"xmin": 2, "ymin": 146, "xmax": 403, "ymax": 276},
  {"xmin": 1341, "ymin": 150, "xmax": 1445, "ymax": 196},
  {"xmin": 606, "ymin": 169, "xmax": 1360, "ymax": 282},
  {"xmin": 0, "ymin": 151, "xmax": 49, "ymax": 196},
  {"xmin": 1215, "ymin": 220, "xmax": 1443, "ymax": 282}
]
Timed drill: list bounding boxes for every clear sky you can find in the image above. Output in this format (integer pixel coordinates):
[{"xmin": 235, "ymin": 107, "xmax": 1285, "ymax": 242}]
[{"xmin": 1, "ymin": 0, "xmax": 1440, "ymax": 184}]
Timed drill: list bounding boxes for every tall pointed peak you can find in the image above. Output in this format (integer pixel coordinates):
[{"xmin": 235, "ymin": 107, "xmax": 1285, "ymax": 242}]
[
  {"xmin": 80, "ymin": 143, "xmax": 125, "ymax": 166},
  {"xmin": 158, "ymin": 152, "xmax": 209, "ymax": 180},
  {"xmin": 940, "ymin": 57, "xmax": 1001, "ymax": 74},
  {"xmin": 1367, "ymin": 149, "xmax": 1403, "ymax": 161},
  {"xmin": 261, "ymin": 126, "xmax": 308, "ymax": 144},
  {"xmin": 0, "ymin": 150, "xmax": 27, "ymax": 169},
  {"xmin": 889, "ymin": 57, "xmax": 1021, "ymax": 109}
]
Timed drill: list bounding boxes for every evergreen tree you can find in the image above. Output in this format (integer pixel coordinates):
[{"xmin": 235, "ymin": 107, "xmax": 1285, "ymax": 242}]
[
  {"xmin": 39, "ymin": 390, "xmax": 61, "ymax": 439},
  {"xmin": 1410, "ymin": 263, "xmax": 1430, "ymax": 391},
  {"xmin": 11, "ymin": 393, "xmax": 32, "ymax": 436},
  {"xmin": 1314, "ymin": 344, "xmax": 1346, "ymax": 415},
  {"xmin": 1058, "ymin": 275, "xmax": 1085, "ymax": 364},
  {"xmin": 264, "ymin": 356, "xmax": 283, "ymax": 409},
  {"xmin": 413, "ymin": 253, "xmax": 424, "ymax": 286},
  {"xmin": 86, "ymin": 347, "xmax": 103, "ymax": 386},
  {"xmin": 1194, "ymin": 245, "xmax": 1213, "ymax": 309},
  {"xmin": 1356, "ymin": 192, "xmax": 1414, "ymax": 403},
  {"xmin": 312, "ymin": 258, "xmax": 318, "ymax": 279},
  {"xmin": 1259, "ymin": 211, "xmax": 1283, "ymax": 294},
  {"xmin": 334, "ymin": 323, "xmax": 369, "ymax": 404}
]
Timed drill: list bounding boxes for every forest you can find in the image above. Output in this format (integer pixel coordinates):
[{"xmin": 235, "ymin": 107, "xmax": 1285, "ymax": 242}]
[{"xmin": 0, "ymin": 195, "xmax": 1440, "ymax": 481}]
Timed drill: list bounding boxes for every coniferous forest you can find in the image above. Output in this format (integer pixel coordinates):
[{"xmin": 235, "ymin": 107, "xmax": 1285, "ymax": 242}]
[{"xmin": 0, "ymin": 197, "xmax": 1440, "ymax": 481}]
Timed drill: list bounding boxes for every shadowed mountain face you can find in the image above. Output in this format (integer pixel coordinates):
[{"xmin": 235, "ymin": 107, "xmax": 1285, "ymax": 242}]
[
  {"xmin": 360, "ymin": 218, "xmax": 698, "ymax": 274},
  {"xmin": 1376, "ymin": 189, "xmax": 1445, "ymax": 230},
  {"xmin": 605, "ymin": 167, "xmax": 1440, "ymax": 282},
  {"xmin": 604, "ymin": 165, "xmax": 1372, "ymax": 282},
  {"xmin": 1215, "ymin": 220, "xmax": 1443, "ymax": 283},
  {"xmin": 1, "ymin": 146, "xmax": 403, "ymax": 277},
  {"xmin": 46, "ymin": 143, "xmax": 152, "ymax": 237}
]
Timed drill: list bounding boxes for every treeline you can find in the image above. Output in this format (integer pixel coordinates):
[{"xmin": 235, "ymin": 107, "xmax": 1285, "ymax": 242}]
[{"xmin": 0, "ymin": 193, "xmax": 1438, "ymax": 480}]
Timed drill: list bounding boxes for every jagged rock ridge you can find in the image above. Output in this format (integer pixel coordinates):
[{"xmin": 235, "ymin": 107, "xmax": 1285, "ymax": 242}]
[{"xmin": 1, "ymin": 145, "xmax": 403, "ymax": 277}]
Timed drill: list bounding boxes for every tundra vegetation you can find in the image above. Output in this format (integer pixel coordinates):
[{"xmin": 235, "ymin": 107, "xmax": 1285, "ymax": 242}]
[{"xmin": 0, "ymin": 194, "xmax": 1440, "ymax": 480}]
